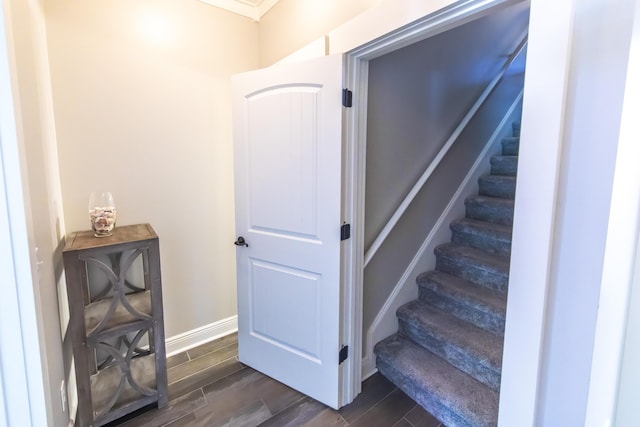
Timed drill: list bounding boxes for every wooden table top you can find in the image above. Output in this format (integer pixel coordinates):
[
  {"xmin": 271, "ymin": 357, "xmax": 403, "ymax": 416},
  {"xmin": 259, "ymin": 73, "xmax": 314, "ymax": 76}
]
[{"xmin": 63, "ymin": 223, "xmax": 158, "ymax": 252}]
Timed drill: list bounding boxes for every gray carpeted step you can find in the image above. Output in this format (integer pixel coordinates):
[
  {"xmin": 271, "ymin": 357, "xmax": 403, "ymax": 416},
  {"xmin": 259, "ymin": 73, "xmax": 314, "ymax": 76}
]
[
  {"xmin": 375, "ymin": 335, "xmax": 499, "ymax": 427},
  {"xmin": 478, "ymin": 174, "xmax": 516, "ymax": 199},
  {"xmin": 397, "ymin": 300, "xmax": 503, "ymax": 390},
  {"xmin": 501, "ymin": 137, "xmax": 519, "ymax": 155},
  {"xmin": 465, "ymin": 195, "xmax": 514, "ymax": 226},
  {"xmin": 435, "ymin": 243, "xmax": 509, "ymax": 292},
  {"xmin": 418, "ymin": 270, "xmax": 506, "ymax": 335},
  {"xmin": 490, "ymin": 155, "xmax": 518, "ymax": 176},
  {"xmin": 451, "ymin": 218, "xmax": 512, "ymax": 256}
]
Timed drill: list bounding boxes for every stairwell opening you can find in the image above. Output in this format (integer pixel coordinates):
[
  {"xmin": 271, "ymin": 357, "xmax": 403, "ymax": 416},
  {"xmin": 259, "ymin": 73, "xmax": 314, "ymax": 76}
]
[{"xmin": 356, "ymin": 3, "xmax": 530, "ymax": 425}]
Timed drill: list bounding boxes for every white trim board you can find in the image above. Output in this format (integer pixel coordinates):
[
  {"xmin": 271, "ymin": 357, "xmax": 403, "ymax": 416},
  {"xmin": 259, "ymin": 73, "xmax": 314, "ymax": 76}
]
[
  {"xmin": 585, "ymin": 2, "xmax": 640, "ymax": 423},
  {"xmin": 0, "ymin": 1, "xmax": 48, "ymax": 424},
  {"xmin": 360, "ymin": 93, "xmax": 523, "ymax": 380},
  {"xmin": 165, "ymin": 315, "xmax": 238, "ymax": 356},
  {"xmin": 497, "ymin": 0, "xmax": 572, "ymax": 424},
  {"xmin": 330, "ymin": 0, "xmax": 524, "ymax": 58}
]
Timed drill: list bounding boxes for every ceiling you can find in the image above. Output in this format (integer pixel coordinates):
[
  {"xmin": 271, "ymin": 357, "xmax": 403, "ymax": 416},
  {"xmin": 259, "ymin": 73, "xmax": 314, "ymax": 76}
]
[{"xmin": 199, "ymin": 0, "xmax": 281, "ymax": 21}]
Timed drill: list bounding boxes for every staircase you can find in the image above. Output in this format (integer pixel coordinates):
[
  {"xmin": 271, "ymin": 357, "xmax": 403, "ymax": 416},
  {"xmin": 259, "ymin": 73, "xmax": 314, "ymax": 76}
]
[{"xmin": 374, "ymin": 122, "xmax": 520, "ymax": 427}]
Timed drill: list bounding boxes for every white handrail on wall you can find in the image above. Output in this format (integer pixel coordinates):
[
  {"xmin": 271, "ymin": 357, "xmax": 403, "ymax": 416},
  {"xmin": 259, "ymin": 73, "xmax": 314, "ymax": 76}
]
[{"xmin": 363, "ymin": 34, "xmax": 528, "ymax": 268}]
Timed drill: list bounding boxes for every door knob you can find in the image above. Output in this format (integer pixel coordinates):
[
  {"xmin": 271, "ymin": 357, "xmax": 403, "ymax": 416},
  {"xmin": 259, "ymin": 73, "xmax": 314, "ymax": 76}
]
[{"xmin": 234, "ymin": 236, "xmax": 249, "ymax": 247}]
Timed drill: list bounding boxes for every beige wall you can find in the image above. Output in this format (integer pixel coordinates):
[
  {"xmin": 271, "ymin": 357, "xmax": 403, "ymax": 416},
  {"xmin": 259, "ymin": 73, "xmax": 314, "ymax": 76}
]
[
  {"xmin": 4, "ymin": 0, "xmax": 68, "ymax": 425},
  {"xmin": 258, "ymin": 0, "xmax": 380, "ymax": 66},
  {"xmin": 45, "ymin": 0, "xmax": 259, "ymax": 339}
]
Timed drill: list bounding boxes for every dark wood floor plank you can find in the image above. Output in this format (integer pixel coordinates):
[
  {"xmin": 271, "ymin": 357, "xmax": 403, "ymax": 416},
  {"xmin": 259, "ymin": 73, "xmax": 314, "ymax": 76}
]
[
  {"xmin": 187, "ymin": 332, "xmax": 238, "ymax": 360},
  {"xmin": 404, "ymin": 404, "xmax": 443, "ymax": 427},
  {"xmin": 168, "ymin": 343, "xmax": 238, "ymax": 384},
  {"xmin": 255, "ymin": 375, "xmax": 306, "ymax": 415},
  {"xmin": 191, "ymin": 369, "xmax": 277, "ymax": 426},
  {"xmin": 116, "ymin": 389, "xmax": 206, "ymax": 427},
  {"xmin": 303, "ymin": 408, "xmax": 348, "ymax": 427},
  {"xmin": 201, "ymin": 365, "xmax": 306, "ymax": 416},
  {"xmin": 168, "ymin": 357, "xmax": 245, "ymax": 400},
  {"xmin": 166, "ymin": 352, "xmax": 189, "ymax": 370},
  {"xmin": 392, "ymin": 419, "xmax": 414, "ymax": 427},
  {"xmin": 257, "ymin": 396, "xmax": 327, "ymax": 427},
  {"xmin": 338, "ymin": 373, "xmax": 396, "ymax": 423},
  {"xmin": 191, "ymin": 399, "xmax": 272, "ymax": 427},
  {"xmin": 348, "ymin": 388, "xmax": 416, "ymax": 427},
  {"xmin": 200, "ymin": 364, "xmax": 258, "ymax": 395},
  {"xmin": 162, "ymin": 413, "xmax": 196, "ymax": 427}
]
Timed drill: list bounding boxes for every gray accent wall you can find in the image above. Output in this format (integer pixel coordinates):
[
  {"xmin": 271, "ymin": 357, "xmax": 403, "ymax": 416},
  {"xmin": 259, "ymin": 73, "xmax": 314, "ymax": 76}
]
[{"xmin": 363, "ymin": 4, "xmax": 530, "ymax": 342}]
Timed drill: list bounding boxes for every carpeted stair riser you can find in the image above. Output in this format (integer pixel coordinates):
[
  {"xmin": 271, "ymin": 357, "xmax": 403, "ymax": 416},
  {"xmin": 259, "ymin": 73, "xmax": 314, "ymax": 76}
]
[
  {"xmin": 450, "ymin": 218, "xmax": 512, "ymax": 256},
  {"xmin": 396, "ymin": 301, "xmax": 502, "ymax": 390},
  {"xmin": 465, "ymin": 196, "xmax": 514, "ymax": 226},
  {"xmin": 478, "ymin": 175, "xmax": 516, "ymax": 199},
  {"xmin": 501, "ymin": 137, "xmax": 519, "ymax": 156},
  {"xmin": 375, "ymin": 335, "xmax": 499, "ymax": 427},
  {"xmin": 490, "ymin": 155, "xmax": 518, "ymax": 176},
  {"xmin": 435, "ymin": 244, "xmax": 509, "ymax": 292},
  {"xmin": 418, "ymin": 271, "xmax": 506, "ymax": 335}
]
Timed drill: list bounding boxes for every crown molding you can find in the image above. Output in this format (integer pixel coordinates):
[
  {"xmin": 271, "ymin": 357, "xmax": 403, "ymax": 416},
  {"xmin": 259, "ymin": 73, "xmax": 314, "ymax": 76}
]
[{"xmin": 199, "ymin": 0, "xmax": 280, "ymax": 21}]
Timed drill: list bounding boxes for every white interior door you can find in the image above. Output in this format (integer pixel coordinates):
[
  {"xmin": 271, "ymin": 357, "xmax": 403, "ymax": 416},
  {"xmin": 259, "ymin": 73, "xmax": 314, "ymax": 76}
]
[{"xmin": 232, "ymin": 54, "xmax": 344, "ymax": 409}]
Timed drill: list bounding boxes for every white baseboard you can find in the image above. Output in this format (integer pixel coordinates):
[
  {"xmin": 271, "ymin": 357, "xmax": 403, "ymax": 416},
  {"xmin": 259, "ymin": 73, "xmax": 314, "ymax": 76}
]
[
  {"xmin": 361, "ymin": 355, "xmax": 378, "ymax": 381},
  {"xmin": 165, "ymin": 315, "xmax": 238, "ymax": 356},
  {"xmin": 361, "ymin": 94, "xmax": 523, "ymax": 379}
]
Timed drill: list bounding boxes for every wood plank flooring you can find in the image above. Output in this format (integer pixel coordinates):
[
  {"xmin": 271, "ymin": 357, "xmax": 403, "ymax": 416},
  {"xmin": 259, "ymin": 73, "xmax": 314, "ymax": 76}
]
[{"xmin": 106, "ymin": 333, "xmax": 445, "ymax": 427}]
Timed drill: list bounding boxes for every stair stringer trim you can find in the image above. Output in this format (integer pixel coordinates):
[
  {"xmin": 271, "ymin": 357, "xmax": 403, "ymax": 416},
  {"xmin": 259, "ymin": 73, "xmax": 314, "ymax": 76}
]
[{"xmin": 362, "ymin": 91, "xmax": 523, "ymax": 379}]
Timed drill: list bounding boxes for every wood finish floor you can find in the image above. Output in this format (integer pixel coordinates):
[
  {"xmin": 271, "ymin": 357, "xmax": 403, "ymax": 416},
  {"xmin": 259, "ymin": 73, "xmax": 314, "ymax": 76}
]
[{"xmin": 107, "ymin": 333, "xmax": 445, "ymax": 427}]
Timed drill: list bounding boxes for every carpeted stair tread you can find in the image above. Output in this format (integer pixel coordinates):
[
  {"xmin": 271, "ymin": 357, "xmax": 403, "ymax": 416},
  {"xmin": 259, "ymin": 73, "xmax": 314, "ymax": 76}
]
[
  {"xmin": 478, "ymin": 174, "xmax": 516, "ymax": 199},
  {"xmin": 418, "ymin": 270, "xmax": 506, "ymax": 334},
  {"xmin": 435, "ymin": 243, "xmax": 510, "ymax": 292},
  {"xmin": 375, "ymin": 334, "xmax": 499, "ymax": 427},
  {"xmin": 397, "ymin": 300, "xmax": 503, "ymax": 390},
  {"xmin": 465, "ymin": 195, "xmax": 514, "ymax": 225},
  {"xmin": 501, "ymin": 137, "xmax": 519, "ymax": 155},
  {"xmin": 450, "ymin": 218, "xmax": 512, "ymax": 256},
  {"xmin": 490, "ymin": 155, "xmax": 518, "ymax": 176}
]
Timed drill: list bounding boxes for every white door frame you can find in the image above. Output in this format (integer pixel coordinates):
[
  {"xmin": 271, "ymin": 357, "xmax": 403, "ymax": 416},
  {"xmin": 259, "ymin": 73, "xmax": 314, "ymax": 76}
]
[
  {"xmin": 339, "ymin": 0, "xmax": 530, "ymax": 404},
  {"xmin": 0, "ymin": 1, "xmax": 48, "ymax": 425},
  {"xmin": 584, "ymin": 0, "xmax": 640, "ymax": 422}
]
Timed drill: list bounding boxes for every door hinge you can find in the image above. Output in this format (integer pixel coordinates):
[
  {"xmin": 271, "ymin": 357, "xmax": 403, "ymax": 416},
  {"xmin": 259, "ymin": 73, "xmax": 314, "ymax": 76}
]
[
  {"xmin": 342, "ymin": 88, "xmax": 353, "ymax": 108},
  {"xmin": 339, "ymin": 345, "xmax": 349, "ymax": 365},
  {"xmin": 341, "ymin": 223, "xmax": 351, "ymax": 241}
]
